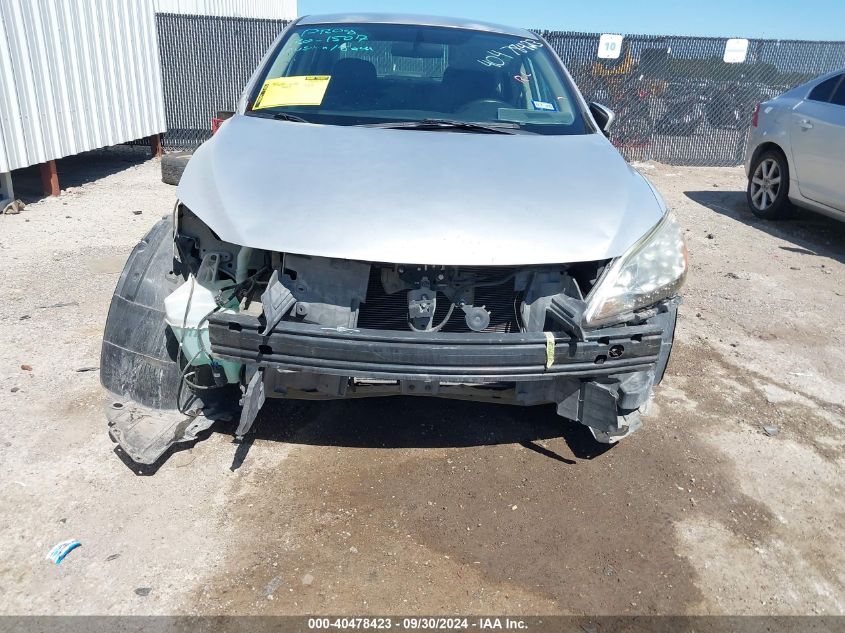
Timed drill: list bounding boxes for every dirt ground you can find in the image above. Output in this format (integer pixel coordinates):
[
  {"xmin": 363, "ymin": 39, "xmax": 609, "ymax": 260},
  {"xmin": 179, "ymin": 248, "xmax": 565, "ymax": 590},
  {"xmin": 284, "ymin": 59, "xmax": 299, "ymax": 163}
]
[{"xmin": 0, "ymin": 149, "xmax": 843, "ymax": 616}]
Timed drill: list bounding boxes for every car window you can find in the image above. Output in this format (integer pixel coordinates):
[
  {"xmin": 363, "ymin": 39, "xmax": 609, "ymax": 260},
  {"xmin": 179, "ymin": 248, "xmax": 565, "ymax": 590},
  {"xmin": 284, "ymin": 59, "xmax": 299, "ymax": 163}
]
[
  {"xmin": 247, "ymin": 22, "xmax": 590, "ymax": 135},
  {"xmin": 807, "ymin": 74, "xmax": 842, "ymax": 102},
  {"xmin": 830, "ymin": 77, "xmax": 845, "ymax": 106}
]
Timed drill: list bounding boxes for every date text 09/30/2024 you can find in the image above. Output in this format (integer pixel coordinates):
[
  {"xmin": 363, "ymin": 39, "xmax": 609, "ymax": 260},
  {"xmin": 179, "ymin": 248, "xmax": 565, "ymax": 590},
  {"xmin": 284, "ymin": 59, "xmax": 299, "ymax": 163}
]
[{"xmin": 307, "ymin": 617, "xmax": 529, "ymax": 630}]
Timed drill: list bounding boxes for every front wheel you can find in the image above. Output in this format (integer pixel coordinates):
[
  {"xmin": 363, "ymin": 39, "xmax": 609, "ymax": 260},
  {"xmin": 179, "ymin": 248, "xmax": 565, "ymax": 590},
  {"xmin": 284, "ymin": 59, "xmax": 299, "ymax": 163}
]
[{"xmin": 746, "ymin": 150, "xmax": 792, "ymax": 219}]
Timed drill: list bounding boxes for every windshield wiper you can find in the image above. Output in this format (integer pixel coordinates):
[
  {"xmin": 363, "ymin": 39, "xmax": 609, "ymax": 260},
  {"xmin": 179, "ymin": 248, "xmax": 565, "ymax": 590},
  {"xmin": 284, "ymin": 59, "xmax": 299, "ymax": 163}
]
[
  {"xmin": 249, "ymin": 110, "xmax": 312, "ymax": 123},
  {"xmin": 271, "ymin": 112, "xmax": 310, "ymax": 123},
  {"xmin": 363, "ymin": 118, "xmax": 519, "ymax": 134}
]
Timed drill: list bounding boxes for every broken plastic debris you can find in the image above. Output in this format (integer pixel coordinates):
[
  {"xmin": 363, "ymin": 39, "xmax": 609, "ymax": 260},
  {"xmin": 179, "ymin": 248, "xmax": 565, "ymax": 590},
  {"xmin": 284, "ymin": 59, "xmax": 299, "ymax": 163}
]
[
  {"xmin": 46, "ymin": 539, "xmax": 81, "ymax": 565},
  {"xmin": 763, "ymin": 425, "xmax": 780, "ymax": 437},
  {"xmin": 264, "ymin": 575, "xmax": 284, "ymax": 597}
]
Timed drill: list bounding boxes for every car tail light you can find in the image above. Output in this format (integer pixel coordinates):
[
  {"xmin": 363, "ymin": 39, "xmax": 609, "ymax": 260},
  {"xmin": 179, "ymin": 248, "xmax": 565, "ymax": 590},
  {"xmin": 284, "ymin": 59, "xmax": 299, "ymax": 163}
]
[{"xmin": 751, "ymin": 103, "xmax": 760, "ymax": 128}]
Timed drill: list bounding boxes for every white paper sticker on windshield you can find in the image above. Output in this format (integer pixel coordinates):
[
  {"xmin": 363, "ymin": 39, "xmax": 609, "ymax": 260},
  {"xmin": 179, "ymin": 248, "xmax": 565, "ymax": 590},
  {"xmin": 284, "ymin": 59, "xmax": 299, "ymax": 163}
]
[
  {"xmin": 723, "ymin": 39, "xmax": 749, "ymax": 63},
  {"xmin": 598, "ymin": 34, "xmax": 623, "ymax": 59},
  {"xmin": 532, "ymin": 100, "xmax": 555, "ymax": 111}
]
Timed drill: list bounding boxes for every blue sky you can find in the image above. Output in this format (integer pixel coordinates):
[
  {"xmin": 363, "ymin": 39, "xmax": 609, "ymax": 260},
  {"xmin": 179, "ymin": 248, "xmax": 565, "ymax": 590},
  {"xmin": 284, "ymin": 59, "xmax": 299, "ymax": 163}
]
[{"xmin": 298, "ymin": 0, "xmax": 845, "ymax": 41}]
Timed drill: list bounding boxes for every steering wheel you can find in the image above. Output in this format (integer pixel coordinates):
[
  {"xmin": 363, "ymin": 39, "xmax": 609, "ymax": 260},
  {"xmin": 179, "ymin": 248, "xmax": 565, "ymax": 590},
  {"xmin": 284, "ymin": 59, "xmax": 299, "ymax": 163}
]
[{"xmin": 457, "ymin": 98, "xmax": 512, "ymax": 113}]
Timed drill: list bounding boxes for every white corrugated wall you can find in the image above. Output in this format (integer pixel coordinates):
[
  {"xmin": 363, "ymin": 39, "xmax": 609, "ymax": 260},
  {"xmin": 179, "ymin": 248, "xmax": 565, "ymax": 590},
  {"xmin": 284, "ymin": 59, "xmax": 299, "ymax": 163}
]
[
  {"xmin": 153, "ymin": 0, "xmax": 296, "ymax": 19},
  {"xmin": 0, "ymin": 0, "xmax": 166, "ymax": 173}
]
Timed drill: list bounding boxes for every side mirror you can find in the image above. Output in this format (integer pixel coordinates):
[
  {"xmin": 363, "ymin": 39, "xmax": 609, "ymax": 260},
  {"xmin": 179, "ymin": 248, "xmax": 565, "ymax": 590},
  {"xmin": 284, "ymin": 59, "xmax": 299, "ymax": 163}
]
[{"xmin": 589, "ymin": 102, "xmax": 615, "ymax": 137}]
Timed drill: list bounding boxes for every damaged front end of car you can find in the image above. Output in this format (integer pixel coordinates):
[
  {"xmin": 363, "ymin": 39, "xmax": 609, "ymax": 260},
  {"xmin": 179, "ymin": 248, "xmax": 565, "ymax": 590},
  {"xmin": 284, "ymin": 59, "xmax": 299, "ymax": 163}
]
[{"xmin": 101, "ymin": 203, "xmax": 686, "ymax": 464}]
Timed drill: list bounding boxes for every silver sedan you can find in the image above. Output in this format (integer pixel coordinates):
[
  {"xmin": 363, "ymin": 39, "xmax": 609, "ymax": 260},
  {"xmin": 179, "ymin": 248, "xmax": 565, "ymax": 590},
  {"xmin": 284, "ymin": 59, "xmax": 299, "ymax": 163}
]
[{"xmin": 745, "ymin": 68, "xmax": 845, "ymax": 220}]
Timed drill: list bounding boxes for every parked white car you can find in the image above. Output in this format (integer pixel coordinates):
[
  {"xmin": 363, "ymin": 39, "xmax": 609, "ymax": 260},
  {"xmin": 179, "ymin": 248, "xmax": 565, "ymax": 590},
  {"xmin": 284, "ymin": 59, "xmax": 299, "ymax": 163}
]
[{"xmin": 745, "ymin": 68, "xmax": 845, "ymax": 220}]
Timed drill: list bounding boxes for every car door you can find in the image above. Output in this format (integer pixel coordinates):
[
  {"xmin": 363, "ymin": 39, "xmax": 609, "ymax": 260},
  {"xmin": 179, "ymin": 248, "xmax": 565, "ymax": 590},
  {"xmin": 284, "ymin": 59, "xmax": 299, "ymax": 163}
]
[
  {"xmin": 824, "ymin": 79, "xmax": 845, "ymax": 211},
  {"xmin": 789, "ymin": 73, "xmax": 845, "ymax": 211}
]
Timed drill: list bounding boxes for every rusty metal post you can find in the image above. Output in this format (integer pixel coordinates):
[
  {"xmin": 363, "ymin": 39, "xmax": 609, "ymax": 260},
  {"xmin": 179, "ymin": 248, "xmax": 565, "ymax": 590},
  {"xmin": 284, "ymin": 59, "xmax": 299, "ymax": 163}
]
[
  {"xmin": 39, "ymin": 160, "xmax": 59, "ymax": 196},
  {"xmin": 149, "ymin": 134, "xmax": 163, "ymax": 158}
]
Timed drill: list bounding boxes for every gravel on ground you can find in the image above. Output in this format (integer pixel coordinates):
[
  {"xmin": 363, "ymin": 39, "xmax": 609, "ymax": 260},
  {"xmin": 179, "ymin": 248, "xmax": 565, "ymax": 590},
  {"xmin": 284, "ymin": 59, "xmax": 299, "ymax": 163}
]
[{"xmin": 0, "ymin": 150, "xmax": 842, "ymax": 615}]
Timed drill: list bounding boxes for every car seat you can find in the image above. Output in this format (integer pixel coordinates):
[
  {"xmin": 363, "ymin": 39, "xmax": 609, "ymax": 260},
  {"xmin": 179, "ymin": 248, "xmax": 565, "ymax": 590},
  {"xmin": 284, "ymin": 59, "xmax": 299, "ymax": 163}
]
[
  {"xmin": 323, "ymin": 58, "xmax": 378, "ymax": 110},
  {"xmin": 440, "ymin": 67, "xmax": 500, "ymax": 112}
]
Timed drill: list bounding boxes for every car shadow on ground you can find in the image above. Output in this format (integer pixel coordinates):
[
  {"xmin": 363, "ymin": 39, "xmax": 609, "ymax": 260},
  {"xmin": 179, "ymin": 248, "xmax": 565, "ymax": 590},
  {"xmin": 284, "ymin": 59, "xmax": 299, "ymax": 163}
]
[
  {"xmin": 117, "ymin": 397, "xmax": 614, "ymax": 475},
  {"xmin": 10, "ymin": 146, "xmax": 154, "ymax": 204},
  {"xmin": 248, "ymin": 397, "xmax": 611, "ymax": 461},
  {"xmin": 225, "ymin": 398, "xmax": 615, "ymax": 470},
  {"xmin": 685, "ymin": 189, "xmax": 845, "ymax": 265}
]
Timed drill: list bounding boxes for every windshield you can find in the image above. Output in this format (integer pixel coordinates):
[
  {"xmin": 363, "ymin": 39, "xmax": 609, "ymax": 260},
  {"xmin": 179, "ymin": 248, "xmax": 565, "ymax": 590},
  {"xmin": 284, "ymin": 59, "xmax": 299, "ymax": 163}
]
[{"xmin": 246, "ymin": 22, "xmax": 591, "ymax": 135}]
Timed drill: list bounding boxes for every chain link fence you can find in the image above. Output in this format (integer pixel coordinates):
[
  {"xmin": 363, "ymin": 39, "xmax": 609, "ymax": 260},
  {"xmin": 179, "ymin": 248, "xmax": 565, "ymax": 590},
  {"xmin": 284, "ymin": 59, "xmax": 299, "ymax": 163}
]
[
  {"xmin": 156, "ymin": 14, "xmax": 288, "ymax": 148},
  {"xmin": 155, "ymin": 14, "xmax": 845, "ymax": 165},
  {"xmin": 543, "ymin": 31, "xmax": 845, "ymax": 164}
]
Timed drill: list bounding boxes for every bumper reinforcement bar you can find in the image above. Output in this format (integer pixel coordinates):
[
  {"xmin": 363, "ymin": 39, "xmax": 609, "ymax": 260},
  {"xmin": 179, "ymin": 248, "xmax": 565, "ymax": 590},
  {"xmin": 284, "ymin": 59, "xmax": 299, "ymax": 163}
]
[{"xmin": 208, "ymin": 314, "xmax": 664, "ymax": 382}]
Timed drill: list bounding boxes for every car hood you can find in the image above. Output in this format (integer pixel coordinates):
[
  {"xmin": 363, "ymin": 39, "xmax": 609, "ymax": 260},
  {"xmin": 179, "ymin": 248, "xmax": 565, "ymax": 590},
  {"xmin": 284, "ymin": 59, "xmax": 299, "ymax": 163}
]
[{"xmin": 178, "ymin": 114, "xmax": 665, "ymax": 266}]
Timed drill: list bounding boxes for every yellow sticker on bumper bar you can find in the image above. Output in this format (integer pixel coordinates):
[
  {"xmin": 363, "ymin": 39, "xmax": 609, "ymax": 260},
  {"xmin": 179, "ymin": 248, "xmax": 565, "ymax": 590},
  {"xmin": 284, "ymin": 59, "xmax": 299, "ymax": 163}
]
[
  {"xmin": 544, "ymin": 331, "xmax": 555, "ymax": 370},
  {"xmin": 253, "ymin": 75, "xmax": 331, "ymax": 109}
]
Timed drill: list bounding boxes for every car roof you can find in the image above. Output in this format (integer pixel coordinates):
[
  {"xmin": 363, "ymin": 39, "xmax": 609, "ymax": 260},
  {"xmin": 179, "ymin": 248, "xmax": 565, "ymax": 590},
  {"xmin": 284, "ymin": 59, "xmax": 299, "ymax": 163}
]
[
  {"xmin": 296, "ymin": 13, "xmax": 539, "ymax": 40},
  {"xmin": 804, "ymin": 67, "xmax": 845, "ymax": 88},
  {"xmin": 777, "ymin": 67, "xmax": 845, "ymax": 100}
]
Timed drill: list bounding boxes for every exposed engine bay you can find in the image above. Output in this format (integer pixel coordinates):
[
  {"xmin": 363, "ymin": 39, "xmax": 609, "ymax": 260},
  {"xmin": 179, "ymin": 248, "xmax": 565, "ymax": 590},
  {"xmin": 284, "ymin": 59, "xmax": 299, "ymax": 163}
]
[
  {"xmin": 100, "ymin": 205, "xmax": 679, "ymax": 464},
  {"xmin": 174, "ymin": 204, "xmax": 608, "ymax": 336}
]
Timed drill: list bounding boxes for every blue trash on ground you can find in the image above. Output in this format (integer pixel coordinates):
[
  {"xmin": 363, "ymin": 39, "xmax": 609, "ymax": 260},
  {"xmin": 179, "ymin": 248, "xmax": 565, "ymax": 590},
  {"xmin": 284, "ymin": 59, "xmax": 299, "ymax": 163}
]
[{"xmin": 46, "ymin": 539, "xmax": 81, "ymax": 565}]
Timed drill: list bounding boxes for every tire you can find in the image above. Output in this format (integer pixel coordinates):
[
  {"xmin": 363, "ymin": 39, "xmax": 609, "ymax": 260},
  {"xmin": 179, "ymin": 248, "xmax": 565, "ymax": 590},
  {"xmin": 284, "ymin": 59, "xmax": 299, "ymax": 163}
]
[
  {"xmin": 161, "ymin": 151, "xmax": 192, "ymax": 186},
  {"xmin": 746, "ymin": 149, "xmax": 792, "ymax": 219}
]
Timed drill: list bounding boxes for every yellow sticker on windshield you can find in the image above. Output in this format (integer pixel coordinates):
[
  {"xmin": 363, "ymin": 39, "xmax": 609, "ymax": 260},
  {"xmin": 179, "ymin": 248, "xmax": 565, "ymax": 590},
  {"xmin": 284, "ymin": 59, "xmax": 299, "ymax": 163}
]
[{"xmin": 253, "ymin": 75, "xmax": 331, "ymax": 109}]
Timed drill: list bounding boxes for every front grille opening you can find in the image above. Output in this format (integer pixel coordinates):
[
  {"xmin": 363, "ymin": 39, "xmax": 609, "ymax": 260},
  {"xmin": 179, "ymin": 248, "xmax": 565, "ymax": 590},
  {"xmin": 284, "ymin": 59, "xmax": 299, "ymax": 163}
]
[{"xmin": 356, "ymin": 267, "xmax": 521, "ymax": 333}]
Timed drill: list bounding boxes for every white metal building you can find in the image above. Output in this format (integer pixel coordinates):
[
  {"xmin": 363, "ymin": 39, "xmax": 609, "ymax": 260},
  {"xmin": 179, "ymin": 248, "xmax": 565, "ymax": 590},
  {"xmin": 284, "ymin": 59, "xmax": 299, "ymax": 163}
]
[
  {"xmin": 0, "ymin": 0, "xmax": 167, "ymax": 205},
  {"xmin": 154, "ymin": 0, "xmax": 297, "ymax": 19}
]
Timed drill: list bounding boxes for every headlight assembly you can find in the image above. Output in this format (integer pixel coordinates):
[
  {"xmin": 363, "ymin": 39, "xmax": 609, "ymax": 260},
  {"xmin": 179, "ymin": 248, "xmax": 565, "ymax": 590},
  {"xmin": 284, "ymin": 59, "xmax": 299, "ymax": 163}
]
[{"xmin": 584, "ymin": 212, "xmax": 687, "ymax": 327}]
